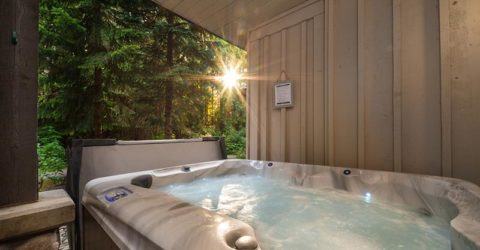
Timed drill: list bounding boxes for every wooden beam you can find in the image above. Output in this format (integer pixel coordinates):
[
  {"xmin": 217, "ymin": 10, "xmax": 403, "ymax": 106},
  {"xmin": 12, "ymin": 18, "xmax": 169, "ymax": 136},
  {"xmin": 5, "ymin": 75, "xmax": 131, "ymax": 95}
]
[
  {"xmin": 0, "ymin": 0, "xmax": 39, "ymax": 207},
  {"xmin": 0, "ymin": 190, "xmax": 74, "ymax": 241}
]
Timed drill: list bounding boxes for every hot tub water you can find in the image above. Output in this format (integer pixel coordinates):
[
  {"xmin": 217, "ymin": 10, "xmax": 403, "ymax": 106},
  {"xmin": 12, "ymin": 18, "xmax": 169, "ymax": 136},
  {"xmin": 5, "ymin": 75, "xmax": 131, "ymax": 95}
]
[{"xmin": 160, "ymin": 175, "xmax": 450, "ymax": 249}]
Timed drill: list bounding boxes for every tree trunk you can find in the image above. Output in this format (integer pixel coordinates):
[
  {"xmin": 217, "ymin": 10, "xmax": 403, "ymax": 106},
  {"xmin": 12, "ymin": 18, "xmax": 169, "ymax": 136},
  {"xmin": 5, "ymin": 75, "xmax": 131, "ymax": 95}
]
[
  {"xmin": 164, "ymin": 13, "xmax": 174, "ymax": 139},
  {"xmin": 93, "ymin": 67, "xmax": 103, "ymax": 137},
  {"xmin": 89, "ymin": 1, "xmax": 104, "ymax": 138}
]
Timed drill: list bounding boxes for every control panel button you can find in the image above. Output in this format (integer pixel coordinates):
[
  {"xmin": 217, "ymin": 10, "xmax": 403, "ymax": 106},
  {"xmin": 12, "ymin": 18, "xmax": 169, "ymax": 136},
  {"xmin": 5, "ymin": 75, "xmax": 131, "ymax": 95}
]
[{"xmin": 102, "ymin": 187, "xmax": 131, "ymax": 203}]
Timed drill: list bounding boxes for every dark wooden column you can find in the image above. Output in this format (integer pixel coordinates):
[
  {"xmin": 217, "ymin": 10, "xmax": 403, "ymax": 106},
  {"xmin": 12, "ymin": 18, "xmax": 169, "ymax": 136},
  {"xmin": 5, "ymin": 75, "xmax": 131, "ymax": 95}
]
[{"xmin": 0, "ymin": 0, "xmax": 39, "ymax": 206}]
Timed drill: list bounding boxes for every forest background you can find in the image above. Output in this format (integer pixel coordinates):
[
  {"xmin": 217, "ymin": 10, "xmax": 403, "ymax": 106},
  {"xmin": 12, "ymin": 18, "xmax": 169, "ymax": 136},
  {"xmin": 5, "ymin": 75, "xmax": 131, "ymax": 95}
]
[{"xmin": 38, "ymin": 0, "xmax": 247, "ymax": 188}]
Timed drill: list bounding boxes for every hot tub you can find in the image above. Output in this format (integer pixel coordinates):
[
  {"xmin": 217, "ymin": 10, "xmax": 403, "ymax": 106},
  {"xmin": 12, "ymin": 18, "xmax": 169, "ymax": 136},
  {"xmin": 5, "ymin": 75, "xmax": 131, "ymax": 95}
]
[{"xmin": 82, "ymin": 160, "xmax": 480, "ymax": 249}]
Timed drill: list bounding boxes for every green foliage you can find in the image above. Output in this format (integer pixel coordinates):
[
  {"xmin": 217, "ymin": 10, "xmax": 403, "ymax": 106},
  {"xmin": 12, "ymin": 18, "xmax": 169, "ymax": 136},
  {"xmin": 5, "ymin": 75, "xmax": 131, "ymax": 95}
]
[
  {"xmin": 224, "ymin": 126, "xmax": 246, "ymax": 159},
  {"xmin": 38, "ymin": 0, "xmax": 247, "ymax": 177},
  {"xmin": 37, "ymin": 126, "xmax": 67, "ymax": 186}
]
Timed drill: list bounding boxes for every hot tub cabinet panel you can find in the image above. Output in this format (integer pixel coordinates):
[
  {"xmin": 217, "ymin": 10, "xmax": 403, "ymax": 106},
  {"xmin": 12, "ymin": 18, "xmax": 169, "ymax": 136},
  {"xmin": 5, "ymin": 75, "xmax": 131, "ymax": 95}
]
[{"xmin": 82, "ymin": 160, "xmax": 480, "ymax": 249}]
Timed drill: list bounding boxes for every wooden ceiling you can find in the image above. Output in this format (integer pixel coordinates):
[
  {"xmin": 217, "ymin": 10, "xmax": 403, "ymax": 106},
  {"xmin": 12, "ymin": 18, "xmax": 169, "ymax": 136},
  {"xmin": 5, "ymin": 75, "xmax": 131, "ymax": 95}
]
[{"xmin": 152, "ymin": 0, "xmax": 308, "ymax": 48}]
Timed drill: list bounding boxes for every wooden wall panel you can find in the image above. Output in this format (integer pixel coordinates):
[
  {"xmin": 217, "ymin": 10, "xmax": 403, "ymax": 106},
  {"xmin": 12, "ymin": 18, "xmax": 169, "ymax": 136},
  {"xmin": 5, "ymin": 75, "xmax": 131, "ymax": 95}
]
[
  {"xmin": 325, "ymin": 0, "xmax": 334, "ymax": 165},
  {"xmin": 267, "ymin": 32, "xmax": 283, "ymax": 161},
  {"xmin": 247, "ymin": 1, "xmax": 324, "ymax": 163},
  {"xmin": 312, "ymin": 15, "xmax": 325, "ymax": 165},
  {"xmin": 449, "ymin": 0, "xmax": 480, "ymax": 185},
  {"xmin": 259, "ymin": 36, "xmax": 269, "ymax": 160},
  {"xmin": 362, "ymin": 0, "xmax": 394, "ymax": 171},
  {"xmin": 247, "ymin": 0, "xmax": 480, "ymax": 185},
  {"xmin": 306, "ymin": 18, "xmax": 325, "ymax": 165},
  {"xmin": 285, "ymin": 24, "xmax": 302, "ymax": 163},
  {"xmin": 331, "ymin": 0, "xmax": 358, "ymax": 168},
  {"xmin": 247, "ymin": 40, "xmax": 260, "ymax": 159},
  {"xmin": 392, "ymin": 0, "xmax": 403, "ymax": 173},
  {"xmin": 439, "ymin": 0, "xmax": 452, "ymax": 178},
  {"xmin": 400, "ymin": 0, "xmax": 442, "ymax": 175}
]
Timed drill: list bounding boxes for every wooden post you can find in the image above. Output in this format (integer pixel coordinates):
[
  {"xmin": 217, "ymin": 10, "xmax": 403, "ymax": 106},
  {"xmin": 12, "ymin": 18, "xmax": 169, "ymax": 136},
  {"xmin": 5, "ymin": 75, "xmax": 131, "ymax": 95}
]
[{"xmin": 0, "ymin": 0, "xmax": 39, "ymax": 206}]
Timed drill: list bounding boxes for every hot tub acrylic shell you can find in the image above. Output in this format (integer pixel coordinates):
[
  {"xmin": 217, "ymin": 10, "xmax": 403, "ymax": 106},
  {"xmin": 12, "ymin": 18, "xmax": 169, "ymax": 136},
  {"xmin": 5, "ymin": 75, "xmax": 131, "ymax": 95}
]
[{"xmin": 82, "ymin": 160, "xmax": 480, "ymax": 249}]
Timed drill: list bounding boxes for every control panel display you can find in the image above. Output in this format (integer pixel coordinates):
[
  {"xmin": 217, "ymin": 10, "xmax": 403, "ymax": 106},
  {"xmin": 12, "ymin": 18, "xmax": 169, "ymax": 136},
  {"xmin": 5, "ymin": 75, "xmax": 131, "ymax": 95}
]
[{"xmin": 100, "ymin": 187, "xmax": 132, "ymax": 204}]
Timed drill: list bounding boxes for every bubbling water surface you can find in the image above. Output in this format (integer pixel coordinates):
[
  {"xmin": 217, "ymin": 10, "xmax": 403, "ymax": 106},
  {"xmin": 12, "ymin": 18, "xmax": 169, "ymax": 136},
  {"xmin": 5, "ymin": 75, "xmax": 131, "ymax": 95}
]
[{"xmin": 160, "ymin": 175, "xmax": 450, "ymax": 250}]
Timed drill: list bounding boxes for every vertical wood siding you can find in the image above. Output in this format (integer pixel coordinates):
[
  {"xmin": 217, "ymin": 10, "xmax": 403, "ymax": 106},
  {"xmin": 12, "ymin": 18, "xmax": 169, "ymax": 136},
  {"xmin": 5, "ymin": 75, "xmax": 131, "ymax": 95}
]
[
  {"xmin": 448, "ymin": 0, "xmax": 480, "ymax": 185},
  {"xmin": 247, "ymin": 0, "xmax": 480, "ymax": 185},
  {"xmin": 248, "ymin": 1, "xmax": 325, "ymax": 164}
]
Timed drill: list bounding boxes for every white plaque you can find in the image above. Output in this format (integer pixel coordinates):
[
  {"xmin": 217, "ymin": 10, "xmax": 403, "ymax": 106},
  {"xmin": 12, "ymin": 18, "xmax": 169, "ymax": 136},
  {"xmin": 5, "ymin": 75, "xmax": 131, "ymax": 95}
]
[{"xmin": 274, "ymin": 82, "xmax": 293, "ymax": 108}]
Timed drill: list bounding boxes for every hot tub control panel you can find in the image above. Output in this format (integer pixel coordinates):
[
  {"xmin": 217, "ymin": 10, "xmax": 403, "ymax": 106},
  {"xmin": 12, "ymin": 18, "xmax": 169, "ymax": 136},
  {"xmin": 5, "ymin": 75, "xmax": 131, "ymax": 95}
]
[{"xmin": 100, "ymin": 187, "xmax": 132, "ymax": 204}]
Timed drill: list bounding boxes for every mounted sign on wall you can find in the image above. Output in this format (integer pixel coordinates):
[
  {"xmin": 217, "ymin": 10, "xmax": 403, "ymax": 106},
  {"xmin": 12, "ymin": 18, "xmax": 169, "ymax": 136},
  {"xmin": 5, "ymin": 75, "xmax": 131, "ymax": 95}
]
[{"xmin": 274, "ymin": 81, "xmax": 293, "ymax": 108}]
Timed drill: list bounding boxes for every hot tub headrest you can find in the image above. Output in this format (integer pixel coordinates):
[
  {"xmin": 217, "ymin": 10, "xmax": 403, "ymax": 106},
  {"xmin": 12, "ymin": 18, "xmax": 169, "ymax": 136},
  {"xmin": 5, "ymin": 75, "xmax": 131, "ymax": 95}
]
[{"xmin": 131, "ymin": 174, "xmax": 153, "ymax": 188}]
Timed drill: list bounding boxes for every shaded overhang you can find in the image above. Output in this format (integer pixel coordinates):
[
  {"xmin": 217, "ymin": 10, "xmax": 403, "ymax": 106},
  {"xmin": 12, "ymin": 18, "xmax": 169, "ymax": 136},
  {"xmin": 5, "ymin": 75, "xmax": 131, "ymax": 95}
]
[{"xmin": 152, "ymin": 0, "xmax": 309, "ymax": 49}]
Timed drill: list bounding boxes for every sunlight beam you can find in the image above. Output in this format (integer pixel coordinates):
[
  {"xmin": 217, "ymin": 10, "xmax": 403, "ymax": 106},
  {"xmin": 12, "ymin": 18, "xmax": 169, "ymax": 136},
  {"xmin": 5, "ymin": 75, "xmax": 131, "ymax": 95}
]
[{"xmin": 221, "ymin": 67, "xmax": 240, "ymax": 89}]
